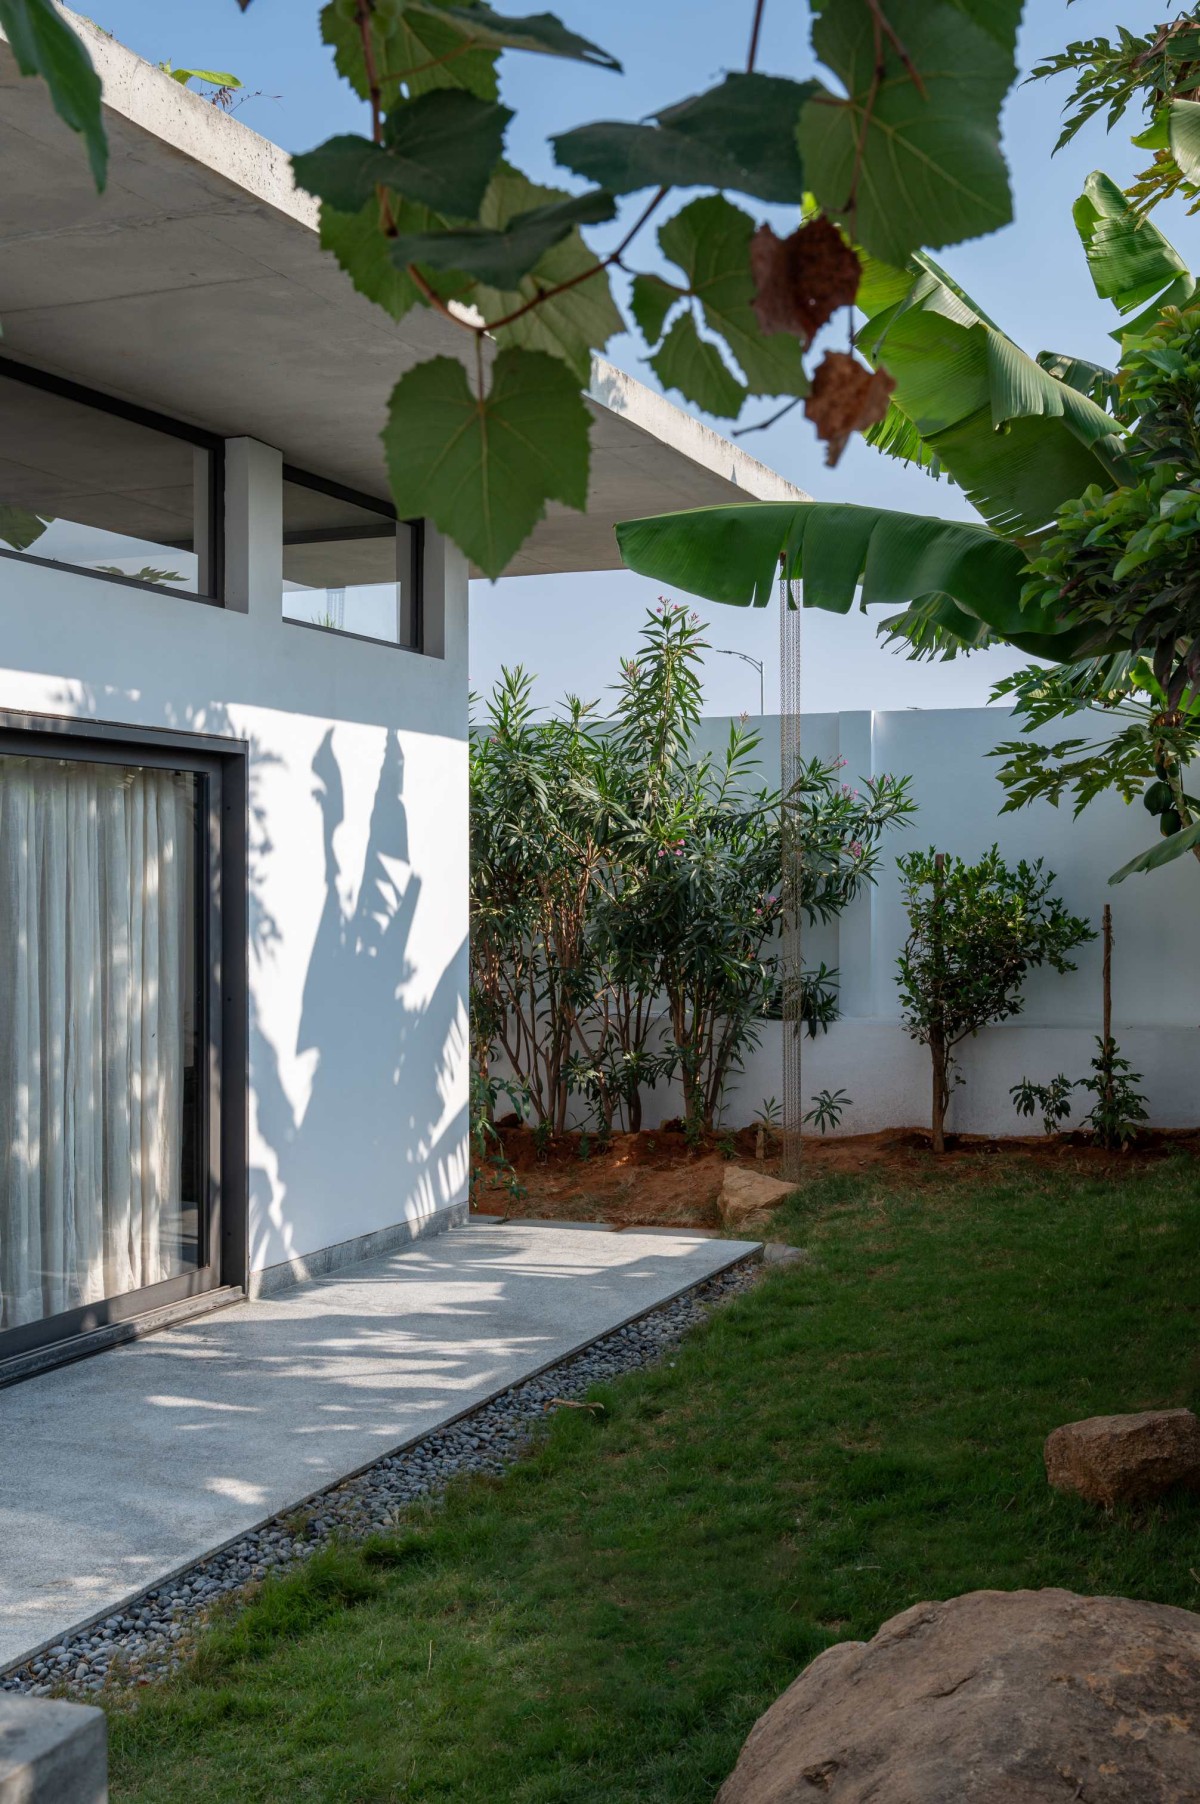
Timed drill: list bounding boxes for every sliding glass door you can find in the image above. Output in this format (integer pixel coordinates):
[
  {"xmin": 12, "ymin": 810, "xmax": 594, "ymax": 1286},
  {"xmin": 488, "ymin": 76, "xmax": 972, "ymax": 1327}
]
[{"xmin": 0, "ymin": 737, "xmax": 221, "ymax": 1357}]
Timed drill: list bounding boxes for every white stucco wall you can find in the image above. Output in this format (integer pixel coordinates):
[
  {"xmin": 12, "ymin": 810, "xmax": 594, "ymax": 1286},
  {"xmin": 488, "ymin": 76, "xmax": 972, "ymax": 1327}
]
[
  {"xmin": 0, "ymin": 440, "xmax": 470, "ymax": 1275},
  {"xmin": 638, "ymin": 708, "xmax": 1200, "ymax": 1136}
]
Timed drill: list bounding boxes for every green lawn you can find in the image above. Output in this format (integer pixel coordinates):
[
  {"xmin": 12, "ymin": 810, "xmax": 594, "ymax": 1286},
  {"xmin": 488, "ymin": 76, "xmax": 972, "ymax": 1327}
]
[{"xmin": 109, "ymin": 1158, "xmax": 1200, "ymax": 1803}]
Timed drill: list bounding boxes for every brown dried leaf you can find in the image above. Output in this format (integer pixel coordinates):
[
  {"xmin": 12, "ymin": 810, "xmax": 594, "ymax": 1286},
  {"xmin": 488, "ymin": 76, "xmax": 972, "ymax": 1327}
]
[
  {"xmin": 805, "ymin": 351, "xmax": 896, "ymax": 466},
  {"xmin": 750, "ymin": 216, "xmax": 862, "ymax": 344}
]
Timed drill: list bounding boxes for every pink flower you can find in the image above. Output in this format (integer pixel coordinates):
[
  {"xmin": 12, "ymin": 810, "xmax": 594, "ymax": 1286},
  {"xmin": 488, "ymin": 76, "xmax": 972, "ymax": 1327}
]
[{"xmin": 849, "ymin": 841, "xmax": 864, "ymax": 858}]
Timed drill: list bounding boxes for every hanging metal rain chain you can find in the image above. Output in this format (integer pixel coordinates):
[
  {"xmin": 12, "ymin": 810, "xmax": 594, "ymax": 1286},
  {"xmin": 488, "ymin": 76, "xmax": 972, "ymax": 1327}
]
[{"xmin": 779, "ymin": 562, "xmax": 803, "ymax": 1181}]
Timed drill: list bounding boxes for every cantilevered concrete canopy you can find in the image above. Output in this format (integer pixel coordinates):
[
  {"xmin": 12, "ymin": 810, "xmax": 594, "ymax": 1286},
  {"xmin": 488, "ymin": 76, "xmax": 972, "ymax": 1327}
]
[{"xmin": 0, "ymin": 15, "xmax": 805, "ymax": 579}]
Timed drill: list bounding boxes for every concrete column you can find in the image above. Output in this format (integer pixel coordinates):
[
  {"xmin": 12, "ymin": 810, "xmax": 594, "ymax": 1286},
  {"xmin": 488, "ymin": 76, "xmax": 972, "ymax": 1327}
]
[
  {"xmin": 0, "ymin": 1694, "xmax": 107, "ymax": 1803},
  {"xmin": 419, "ymin": 523, "xmax": 466, "ymax": 669},
  {"xmin": 223, "ymin": 437, "xmax": 283, "ymax": 619}
]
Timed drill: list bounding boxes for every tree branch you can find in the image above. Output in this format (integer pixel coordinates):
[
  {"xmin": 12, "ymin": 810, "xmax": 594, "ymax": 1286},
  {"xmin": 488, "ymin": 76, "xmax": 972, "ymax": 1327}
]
[
  {"xmin": 732, "ymin": 395, "xmax": 804, "ymax": 438},
  {"xmin": 747, "ymin": 0, "xmax": 767, "ymax": 74},
  {"xmin": 354, "ymin": 0, "xmax": 385, "ymax": 144},
  {"xmin": 465, "ymin": 185, "xmax": 670, "ymax": 336}
]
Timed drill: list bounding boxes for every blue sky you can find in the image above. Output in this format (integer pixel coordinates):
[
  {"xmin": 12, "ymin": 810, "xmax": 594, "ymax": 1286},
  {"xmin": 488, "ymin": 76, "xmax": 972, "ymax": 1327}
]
[{"xmin": 92, "ymin": 0, "xmax": 1186, "ymax": 716}]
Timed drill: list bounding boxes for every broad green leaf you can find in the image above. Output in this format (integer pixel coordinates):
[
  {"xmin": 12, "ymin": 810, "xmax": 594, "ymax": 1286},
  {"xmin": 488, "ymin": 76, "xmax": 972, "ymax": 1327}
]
[
  {"xmin": 319, "ymin": 196, "xmax": 462, "ymax": 319},
  {"xmin": 552, "ymin": 74, "xmax": 813, "ymax": 204},
  {"xmin": 855, "ymin": 250, "xmax": 921, "ymax": 318},
  {"xmin": 471, "ymin": 167, "xmax": 622, "ymax": 381},
  {"xmin": 878, "ymin": 590, "xmax": 995, "ymax": 658},
  {"xmin": 649, "ymin": 312, "xmax": 746, "ymax": 418},
  {"xmin": 390, "ymin": 187, "xmax": 615, "ymax": 288},
  {"xmin": 630, "ymin": 273, "xmax": 683, "ymax": 347},
  {"xmin": 383, "ymin": 348, "xmax": 591, "ymax": 577},
  {"xmin": 293, "ymin": 94, "xmax": 511, "ymax": 218},
  {"xmin": 799, "ymin": 0, "xmax": 1014, "ymax": 265},
  {"xmin": 320, "ymin": 0, "xmax": 500, "ymax": 103},
  {"xmin": 1109, "ymin": 818, "xmax": 1200, "ymax": 883},
  {"xmin": 937, "ymin": 0, "xmax": 1021, "ymax": 51},
  {"xmin": 1035, "ymin": 350, "xmax": 1120, "ymax": 411},
  {"xmin": 1072, "ymin": 171, "xmax": 1195, "ymax": 332},
  {"xmin": 619, "ymin": 499, "xmax": 1022, "ymax": 624},
  {"xmin": 168, "ymin": 67, "xmax": 242, "ymax": 88},
  {"xmin": 809, "ymin": 0, "xmax": 1021, "ymax": 55},
  {"xmin": 401, "ymin": 0, "xmax": 620, "ymax": 70},
  {"xmin": 1168, "ymin": 98, "xmax": 1200, "ymax": 181},
  {"xmin": 1131, "ymin": 111, "xmax": 1170, "ymax": 153},
  {"xmin": 655, "ymin": 196, "xmax": 808, "ymax": 399},
  {"xmin": 0, "ymin": 0, "xmax": 107, "ymax": 188},
  {"xmin": 617, "ymin": 498, "xmax": 1110, "ymax": 660},
  {"xmin": 863, "ymin": 400, "xmax": 943, "ymax": 476},
  {"xmin": 856, "ymin": 251, "xmax": 1132, "ymax": 535},
  {"xmin": 0, "ymin": 504, "xmax": 50, "ymax": 552}
]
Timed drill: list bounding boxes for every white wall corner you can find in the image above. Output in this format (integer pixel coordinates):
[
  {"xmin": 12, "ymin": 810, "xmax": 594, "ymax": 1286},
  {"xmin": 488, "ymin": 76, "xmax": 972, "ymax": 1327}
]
[{"xmin": 224, "ymin": 438, "xmax": 283, "ymax": 618}]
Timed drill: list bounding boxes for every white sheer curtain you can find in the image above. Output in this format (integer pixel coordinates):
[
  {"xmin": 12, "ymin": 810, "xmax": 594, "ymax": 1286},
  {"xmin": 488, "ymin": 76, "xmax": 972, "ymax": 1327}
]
[{"xmin": 0, "ymin": 756, "xmax": 193, "ymax": 1330}]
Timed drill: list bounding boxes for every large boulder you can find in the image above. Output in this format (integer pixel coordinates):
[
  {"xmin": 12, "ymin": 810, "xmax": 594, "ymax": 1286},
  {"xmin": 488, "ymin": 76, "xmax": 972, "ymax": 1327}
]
[
  {"xmin": 715, "ymin": 1588, "xmax": 1200, "ymax": 1803},
  {"xmin": 719, "ymin": 1167, "xmax": 795, "ymax": 1231},
  {"xmin": 1044, "ymin": 1408, "xmax": 1200, "ymax": 1506}
]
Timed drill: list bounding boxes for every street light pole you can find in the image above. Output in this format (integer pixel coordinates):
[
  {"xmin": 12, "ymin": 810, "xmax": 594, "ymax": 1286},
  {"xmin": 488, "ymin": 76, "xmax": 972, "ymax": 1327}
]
[{"xmin": 712, "ymin": 647, "xmax": 765, "ymax": 715}]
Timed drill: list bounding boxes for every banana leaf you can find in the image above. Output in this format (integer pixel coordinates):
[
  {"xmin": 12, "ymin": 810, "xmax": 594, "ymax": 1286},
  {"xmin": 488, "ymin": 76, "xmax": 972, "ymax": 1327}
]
[
  {"xmin": 1109, "ymin": 818, "xmax": 1200, "ymax": 884},
  {"xmin": 615, "ymin": 499, "xmax": 1102, "ymax": 658},
  {"xmin": 855, "ymin": 251, "xmax": 1133, "ymax": 536},
  {"xmin": 1072, "ymin": 171, "xmax": 1196, "ymax": 336}
]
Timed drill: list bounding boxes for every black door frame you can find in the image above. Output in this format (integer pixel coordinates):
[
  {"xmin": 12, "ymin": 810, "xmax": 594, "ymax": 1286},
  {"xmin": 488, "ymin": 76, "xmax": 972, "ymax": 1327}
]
[{"xmin": 0, "ymin": 710, "xmax": 248, "ymax": 1364}]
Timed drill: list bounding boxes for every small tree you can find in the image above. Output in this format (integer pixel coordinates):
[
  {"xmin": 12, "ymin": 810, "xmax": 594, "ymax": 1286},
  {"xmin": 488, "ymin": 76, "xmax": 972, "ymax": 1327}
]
[
  {"xmin": 471, "ymin": 602, "xmax": 913, "ymax": 1138},
  {"xmin": 896, "ymin": 848, "xmax": 1094, "ymax": 1154}
]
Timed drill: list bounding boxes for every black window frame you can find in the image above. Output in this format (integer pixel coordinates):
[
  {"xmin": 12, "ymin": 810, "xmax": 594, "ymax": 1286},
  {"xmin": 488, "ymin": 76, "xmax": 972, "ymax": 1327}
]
[
  {"xmin": 282, "ymin": 464, "xmax": 424, "ymax": 654},
  {"xmin": 0, "ymin": 353, "xmax": 225, "ymax": 607},
  {"xmin": 0, "ymin": 711, "xmax": 248, "ymax": 1375}
]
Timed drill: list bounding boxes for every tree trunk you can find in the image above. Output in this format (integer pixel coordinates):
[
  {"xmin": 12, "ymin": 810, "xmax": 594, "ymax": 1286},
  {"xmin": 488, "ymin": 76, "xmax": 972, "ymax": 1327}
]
[
  {"xmin": 930, "ymin": 1030, "xmax": 948, "ymax": 1155},
  {"xmin": 1101, "ymin": 904, "xmax": 1114, "ymax": 1123},
  {"xmin": 628, "ymin": 1090, "xmax": 642, "ymax": 1133}
]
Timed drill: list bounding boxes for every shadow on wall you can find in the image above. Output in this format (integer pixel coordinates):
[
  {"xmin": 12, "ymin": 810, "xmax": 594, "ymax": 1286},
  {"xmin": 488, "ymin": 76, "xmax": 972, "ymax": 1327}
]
[
  {"xmin": 49, "ymin": 684, "xmax": 469, "ymax": 1279},
  {"xmin": 250, "ymin": 725, "xmax": 468, "ymax": 1273}
]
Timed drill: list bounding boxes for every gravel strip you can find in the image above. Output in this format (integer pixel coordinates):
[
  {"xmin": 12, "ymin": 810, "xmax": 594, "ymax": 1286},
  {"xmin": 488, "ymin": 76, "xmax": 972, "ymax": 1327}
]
[{"xmin": 2, "ymin": 1253, "xmax": 761, "ymax": 1701}]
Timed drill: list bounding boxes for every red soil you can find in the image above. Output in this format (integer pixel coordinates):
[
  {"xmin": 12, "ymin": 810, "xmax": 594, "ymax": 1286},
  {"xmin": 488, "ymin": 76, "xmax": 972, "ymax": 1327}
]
[{"xmin": 471, "ymin": 1123, "xmax": 1200, "ymax": 1230}]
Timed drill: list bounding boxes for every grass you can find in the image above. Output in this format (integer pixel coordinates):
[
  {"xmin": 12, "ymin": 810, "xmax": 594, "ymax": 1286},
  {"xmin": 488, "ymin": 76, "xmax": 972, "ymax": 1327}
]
[{"xmin": 108, "ymin": 1157, "xmax": 1200, "ymax": 1803}]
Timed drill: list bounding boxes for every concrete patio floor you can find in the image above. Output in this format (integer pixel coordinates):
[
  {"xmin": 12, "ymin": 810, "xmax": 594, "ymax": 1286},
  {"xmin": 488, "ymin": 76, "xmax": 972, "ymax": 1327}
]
[{"xmin": 0, "ymin": 1221, "xmax": 757, "ymax": 1671}]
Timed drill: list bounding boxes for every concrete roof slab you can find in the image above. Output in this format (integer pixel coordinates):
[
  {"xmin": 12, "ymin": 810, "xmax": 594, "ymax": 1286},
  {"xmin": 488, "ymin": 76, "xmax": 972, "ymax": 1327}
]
[{"xmin": 0, "ymin": 12, "xmax": 805, "ymax": 577}]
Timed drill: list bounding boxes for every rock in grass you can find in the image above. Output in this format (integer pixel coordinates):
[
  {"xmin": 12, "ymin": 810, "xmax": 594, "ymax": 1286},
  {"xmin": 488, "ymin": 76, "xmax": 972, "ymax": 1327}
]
[
  {"xmin": 1044, "ymin": 1408, "xmax": 1200, "ymax": 1507},
  {"xmin": 719, "ymin": 1167, "xmax": 795, "ymax": 1230},
  {"xmin": 715, "ymin": 1589, "xmax": 1200, "ymax": 1803}
]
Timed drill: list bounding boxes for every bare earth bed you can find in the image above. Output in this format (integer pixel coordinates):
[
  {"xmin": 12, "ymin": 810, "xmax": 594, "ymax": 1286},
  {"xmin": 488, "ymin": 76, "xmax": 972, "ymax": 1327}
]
[{"xmin": 473, "ymin": 1124, "xmax": 1200, "ymax": 1229}]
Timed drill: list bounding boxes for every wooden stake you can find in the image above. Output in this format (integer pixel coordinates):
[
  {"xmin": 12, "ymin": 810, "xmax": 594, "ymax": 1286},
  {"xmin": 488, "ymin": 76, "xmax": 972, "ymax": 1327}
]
[{"xmin": 930, "ymin": 852, "xmax": 947, "ymax": 1155}]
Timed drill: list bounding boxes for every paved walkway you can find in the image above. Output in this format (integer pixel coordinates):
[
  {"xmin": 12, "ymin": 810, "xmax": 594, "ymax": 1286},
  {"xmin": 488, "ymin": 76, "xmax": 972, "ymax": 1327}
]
[{"xmin": 0, "ymin": 1221, "xmax": 756, "ymax": 1669}]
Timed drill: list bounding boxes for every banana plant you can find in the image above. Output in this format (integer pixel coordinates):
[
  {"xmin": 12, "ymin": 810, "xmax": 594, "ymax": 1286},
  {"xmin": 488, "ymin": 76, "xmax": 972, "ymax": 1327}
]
[
  {"xmin": 617, "ymin": 174, "xmax": 1200, "ymax": 881},
  {"xmin": 619, "ymin": 188, "xmax": 1156, "ymax": 658}
]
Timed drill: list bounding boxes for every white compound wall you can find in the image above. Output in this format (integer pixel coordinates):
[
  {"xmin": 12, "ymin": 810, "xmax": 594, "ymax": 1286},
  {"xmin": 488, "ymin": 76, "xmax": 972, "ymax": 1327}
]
[{"xmin": 644, "ymin": 707, "xmax": 1200, "ymax": 1137}]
